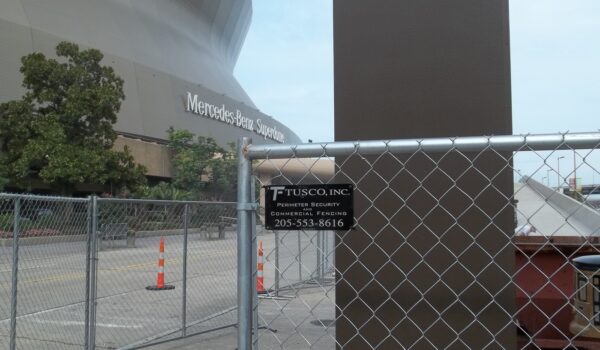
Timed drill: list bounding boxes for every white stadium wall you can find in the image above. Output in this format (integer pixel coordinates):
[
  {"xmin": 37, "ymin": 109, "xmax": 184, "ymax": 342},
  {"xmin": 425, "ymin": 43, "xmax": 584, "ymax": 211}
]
[{"xmin": 0, "ymin": 0, "xmax": 301, "ymax": 179}]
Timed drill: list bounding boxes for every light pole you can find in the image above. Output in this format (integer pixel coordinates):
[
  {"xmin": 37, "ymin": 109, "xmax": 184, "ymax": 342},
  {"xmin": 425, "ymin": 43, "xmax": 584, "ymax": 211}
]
[
  {"xmin": 546, "ymin": 169, "xmax": 552, "ymax": 187},
  {"xmin": 557, "ymin": 156, "xmax": 565, "ymax": 191}
]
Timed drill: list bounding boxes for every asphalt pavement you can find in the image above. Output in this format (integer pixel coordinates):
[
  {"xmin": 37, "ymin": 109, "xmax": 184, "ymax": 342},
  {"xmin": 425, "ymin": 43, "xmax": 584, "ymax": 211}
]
[{"xmin": 0, "ymin": 229, "xmax": 332, "ymax": 349}]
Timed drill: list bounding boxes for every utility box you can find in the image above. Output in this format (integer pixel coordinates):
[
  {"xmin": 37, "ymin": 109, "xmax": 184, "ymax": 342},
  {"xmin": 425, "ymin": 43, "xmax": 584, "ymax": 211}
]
[{"xmin": 570, "ymin": 255, "xmax": 600, "ymax": 339}]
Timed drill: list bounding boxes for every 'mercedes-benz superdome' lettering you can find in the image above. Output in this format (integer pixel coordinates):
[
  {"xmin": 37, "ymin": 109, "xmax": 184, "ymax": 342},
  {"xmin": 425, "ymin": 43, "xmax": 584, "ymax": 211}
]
[
  {"xmin": 256, "ymin": 119, "xmax": 285, "ymax": 143},
  {"xmin": 186, "ymin": 92, "xmax": 285, "ymax": 143}
]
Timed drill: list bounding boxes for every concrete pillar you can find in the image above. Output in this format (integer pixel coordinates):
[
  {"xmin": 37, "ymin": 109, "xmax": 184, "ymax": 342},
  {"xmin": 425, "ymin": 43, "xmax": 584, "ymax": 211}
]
[{"xmin": 334, "ymin": 1, "xmax": 515, "ymax": 348}]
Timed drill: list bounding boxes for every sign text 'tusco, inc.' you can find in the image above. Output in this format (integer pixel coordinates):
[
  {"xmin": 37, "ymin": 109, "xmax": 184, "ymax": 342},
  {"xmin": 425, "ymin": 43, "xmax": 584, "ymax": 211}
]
[{"xmin": 264, "ymin": 184, "xmax": 354, "ymax": 230}]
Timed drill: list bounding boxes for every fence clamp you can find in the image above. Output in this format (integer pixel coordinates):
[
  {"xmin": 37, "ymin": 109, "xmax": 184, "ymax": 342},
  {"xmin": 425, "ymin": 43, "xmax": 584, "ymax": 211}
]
[{"xmin": 237, "ymin": 203, "xmax": 259, "ymax": 211}]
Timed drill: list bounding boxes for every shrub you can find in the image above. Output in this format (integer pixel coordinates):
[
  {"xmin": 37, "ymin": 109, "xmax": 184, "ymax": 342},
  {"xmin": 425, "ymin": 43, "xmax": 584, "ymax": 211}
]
[{"xmin": 0, "ymin": 213, "xmax": 13, "ymax": 230}]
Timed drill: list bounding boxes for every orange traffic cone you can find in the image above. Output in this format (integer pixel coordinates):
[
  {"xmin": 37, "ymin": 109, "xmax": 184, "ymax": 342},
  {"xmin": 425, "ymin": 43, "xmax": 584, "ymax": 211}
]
[
  {"xmin": 146, "ymin": 237, "xmax": 175, "ymax": 291},
  {"xmin": 257, "ymin": 241, "xmax": 267, "ymax": 294}
]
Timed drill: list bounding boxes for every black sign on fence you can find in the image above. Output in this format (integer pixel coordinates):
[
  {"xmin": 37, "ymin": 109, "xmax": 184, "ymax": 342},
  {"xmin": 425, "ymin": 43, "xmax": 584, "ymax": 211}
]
[{"xmin": 264, "ymin": 184, "xmax": 354, "ymax": 230}]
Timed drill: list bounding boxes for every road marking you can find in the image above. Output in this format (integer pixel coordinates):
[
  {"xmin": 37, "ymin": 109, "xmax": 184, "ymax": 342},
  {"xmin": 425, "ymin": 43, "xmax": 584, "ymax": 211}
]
[
  {"xmin": 0, "ymin": 263, "xmax": 59, "ymax": 273},
  {"xmin": 0, "ymin": 268, "xmax": 236, "ymax": 325},
  {"xmin": 0, "ymin": 271, "xmax": 87, "ymax": 286},
  {"xmin": 32, "ymin": 318, "xmax": 144, "ymax": 329},
  {"xmin": 99, "ymin": 250, "xmax": 231, "ymax": 272},
  {"xmin": 0, "ymin": 250, "xmax": 236, "ymax": 288}
]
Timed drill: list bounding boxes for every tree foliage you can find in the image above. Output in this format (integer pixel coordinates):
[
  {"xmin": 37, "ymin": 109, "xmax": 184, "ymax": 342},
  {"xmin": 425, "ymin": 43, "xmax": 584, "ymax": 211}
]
[
  {"xmin": 138, "ymin": 128, "xmax": 237, "ymax": 201},
  {"xmin": 0, "ymin": 175, "xmax": 7, "ymax": 192},
  {"xmin": 136, "ymin": 182, "xmax": 191, "ymax": 201},
  {"xmin": 205, "ymin": 142, "xmax": 237, "ymax": 200},
  {"xmin": 168, "ymin": 127, "xmax": 237, "ymax": 200},
  {"xmin": 0, "ymin": 42, "xmax": 146, "ymax": 194}
]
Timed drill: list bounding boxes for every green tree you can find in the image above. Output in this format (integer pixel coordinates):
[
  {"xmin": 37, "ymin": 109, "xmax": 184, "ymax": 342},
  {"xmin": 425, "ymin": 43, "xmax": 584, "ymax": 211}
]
[
  {"xmin": 137, "ymin": 182, "xmax": 191, "ymax": 201},
  {"xmin": 0, "ymin": 175, "xmax": 8, "ymax": 192},
  {"xmin": 0, "ymin": 42, "xmax": 146, "ymax": 195},
  {"xmin": 205, "ymin": 142, "xmax": 237, "ymax": 200},
  {"xmin": 161, "ymin": 128, "xmax": 237, "ymax": 201}
]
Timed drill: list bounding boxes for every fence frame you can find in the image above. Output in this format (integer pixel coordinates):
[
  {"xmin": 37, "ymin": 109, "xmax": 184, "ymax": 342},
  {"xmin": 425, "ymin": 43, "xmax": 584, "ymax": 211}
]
[
  {"xmin": 236, "ymin": 131, "xmax": 600, "ymax": 350},
  {"xmin": 1, "ymin": 193, "xmax": 238, "ymax": 350},
  {"xmin": 237, "ymin": 137, "xmax": 255, "ymax": 350},
  {"xmin": 9, "ymin": 197, "xmax": 20, "ymax": 350},
  {"xmin": 95, "ymin": 197, "xmax": 239, "ymax": 350}
]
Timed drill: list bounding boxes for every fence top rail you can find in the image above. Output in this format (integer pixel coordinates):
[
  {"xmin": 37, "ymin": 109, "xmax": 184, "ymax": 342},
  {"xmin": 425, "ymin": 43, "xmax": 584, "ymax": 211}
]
[
  {"xmin": 0, "ymin": 192, "xmax": 90, "ymax": 202},
  {"xmin": 245, "ymin": 132, "xmax": 600, "ymax": 160},
  {"xmin": 0, "ymin": 193, "xmax": 236, "ymax": 206},
  {"xmin": 96, "ymin": 197, "xmax": 236, "ymax": 206}
]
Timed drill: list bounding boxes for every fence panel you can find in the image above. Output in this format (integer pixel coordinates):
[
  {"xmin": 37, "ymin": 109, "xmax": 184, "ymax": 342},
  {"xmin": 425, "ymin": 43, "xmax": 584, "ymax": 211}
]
[
  {"xmin": 93, "ymin": 199, "xmax": 238, "ymax": 349},
  {"xmin": 183, "ymin": 202, "xmax": 238, "ymax": 337},
  {"xmin": 0, "ymin": 197, "xmax": 15, "ymax": 350},
  {"xmin": 0, "ymin": 194, "xmax": 239, "ymax": 350},
  {"xmin": 245, "ymin": 133, "xmax": 600, "ymax": 349},
  {"xmin": 0, "ymin": 194, "xmax": 91, "ymax": 349}
]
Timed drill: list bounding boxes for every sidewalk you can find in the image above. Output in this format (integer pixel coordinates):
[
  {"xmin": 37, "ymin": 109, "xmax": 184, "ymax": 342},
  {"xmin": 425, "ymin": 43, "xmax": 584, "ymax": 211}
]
[
  {"xmin": 151, "ymin": 285, "xmax": 336, "ymax": 350},
  {"xmin": 150, "ymin": 327, "xmax": 237, "ymax": 350}
]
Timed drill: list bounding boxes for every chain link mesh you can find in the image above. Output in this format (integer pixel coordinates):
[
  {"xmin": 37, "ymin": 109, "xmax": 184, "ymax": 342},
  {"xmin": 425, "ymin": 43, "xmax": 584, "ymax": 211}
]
[
  {"xmin": 0, "ymin": 195, "xmax": 89, "ymax": 349},
  {"xmin": 250, "ymin": 135, "xmax": 600, "ymax": 349},
  {"xmin": 0, "ymin": 195, "xmax": 238, "ymax": 349},
  {"xmin": 93, "ymin": 199, "xmax": 238, "ymax": 348},
  {"xmin": 0, "ymin": 197, "xmax": 15, "ymax": 350}
]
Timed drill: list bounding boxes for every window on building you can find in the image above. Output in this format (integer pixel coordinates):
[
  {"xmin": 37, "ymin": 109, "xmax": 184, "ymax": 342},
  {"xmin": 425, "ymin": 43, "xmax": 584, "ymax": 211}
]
[{"xmin": 578, "ymin": 273, "xmax": 588, "ymax": 302}]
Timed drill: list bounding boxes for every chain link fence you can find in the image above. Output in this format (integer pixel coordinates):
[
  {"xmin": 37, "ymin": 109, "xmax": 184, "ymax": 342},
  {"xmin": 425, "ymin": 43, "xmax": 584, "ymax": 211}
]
[
  {"xmin": 3, "ymin": 132, "xmax": 600, "ymax": 350},
  {"xmin": 261, "ymin": 230, "xmax": 334, "ymax": 297},
  {"xmin": 237, "ymin": 132, "xmax": 600, "ymax": 350},
  {"xmin": 0, "ymin": 194, "xmax": 238, "ymax": 350},
  {"xmin": 0, "ymin": 194, "xmax": 90, "ymax": 350}
]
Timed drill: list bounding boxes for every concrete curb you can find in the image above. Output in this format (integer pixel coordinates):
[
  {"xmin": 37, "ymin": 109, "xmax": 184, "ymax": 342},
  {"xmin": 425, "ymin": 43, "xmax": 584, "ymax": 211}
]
[
  {"xmin": 0, "ymin": 234, "xmax": 88, "ymax": 247},
  {"xmin": 0, "ymin": 227, "xmax": 238, "ymax": 247}
]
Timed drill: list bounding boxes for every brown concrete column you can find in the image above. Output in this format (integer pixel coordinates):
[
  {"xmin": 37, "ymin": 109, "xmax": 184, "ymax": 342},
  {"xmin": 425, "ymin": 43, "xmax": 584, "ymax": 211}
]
[{"xmin": 334, "ymin": 0, "xmax": 515, "ymax": 348}]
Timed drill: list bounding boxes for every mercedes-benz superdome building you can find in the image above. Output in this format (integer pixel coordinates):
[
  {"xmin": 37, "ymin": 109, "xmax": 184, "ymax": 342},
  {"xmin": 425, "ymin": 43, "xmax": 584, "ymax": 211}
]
[{"xmin": 0, "ymin": 0, "xmax": 301, "ymax": 179}]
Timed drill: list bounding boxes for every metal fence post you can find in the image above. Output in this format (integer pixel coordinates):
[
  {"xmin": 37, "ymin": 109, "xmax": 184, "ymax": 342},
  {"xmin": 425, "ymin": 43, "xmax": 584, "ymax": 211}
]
[
  {"xmin": 182, "ymin": 203, "xmax": 189, "ymax": 336},
  {"xmin": 84, "ymin": 197, "xmax": 92, "ymax": 350},
  {"xmin": 298, "ymin": 234, "xmax": 302, "ymax": 283},
  {"xmin": 89, "ymin": 196, "xmax": 99, "ymax": 350},
  {"xmin": 321, "ymin": 231, "xmax": 326, "ymax": 278},
  {"xmin": 251, "ymin": 177, "xmax": 258, "ymax": 349},
  {"xmin": 274, "ymin": 231, "xmax": 280, "ymax": 297},
  {"xmin": 325, "ymin": 232, "xmax": 330, "ymax": 275},
  {"xmin": 9, "ymin": 198, "xmax": 20, "ymax": 350},
  {"xmin": 316, "ymin": 231, "xmax": 322, "ymax": 280},
  {"xmin": 237, "ymin": 137, "xmax": 253, "ymax": 350}
]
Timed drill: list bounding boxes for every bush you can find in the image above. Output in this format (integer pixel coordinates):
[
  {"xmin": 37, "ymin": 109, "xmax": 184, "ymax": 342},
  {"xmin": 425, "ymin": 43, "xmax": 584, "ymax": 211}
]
[
  {"xmin": 138, "ymin": 221, "xmax": 168, "ymax": 231},
  {"xmin": 0, "ymin": 213, "xmax": 13, "ymax": 230},
  {"xmin": 0, "ymin": 214, "xmax": 35, "ymax": 230},
  {"xmin": 32, "ymin": 214, "xmax": 56, "ymax": 229},
  {"xmin": 0, "ymin": 215, "xmax": 62, "ymax": 238},
  {"xmin": 147, "ymin": 210, "xmax": 167, "ymax": 223}
]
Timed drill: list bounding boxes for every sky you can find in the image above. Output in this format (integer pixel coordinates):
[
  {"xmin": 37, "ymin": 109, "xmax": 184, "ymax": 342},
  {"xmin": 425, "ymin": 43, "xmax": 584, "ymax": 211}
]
[
  {"xmin": 235, "ymin": 1, "xmax": 600, "ymax": 185},
  {"xmin": 235, "ymin": 0, "xmax": 333, "ymax": 144}
]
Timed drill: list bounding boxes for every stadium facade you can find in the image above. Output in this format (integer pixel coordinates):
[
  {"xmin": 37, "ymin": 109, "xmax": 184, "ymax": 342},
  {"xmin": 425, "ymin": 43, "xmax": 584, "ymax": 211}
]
[{"xmin": 0, "ymin": 0, "xmax": 301, "ymax": 179}]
